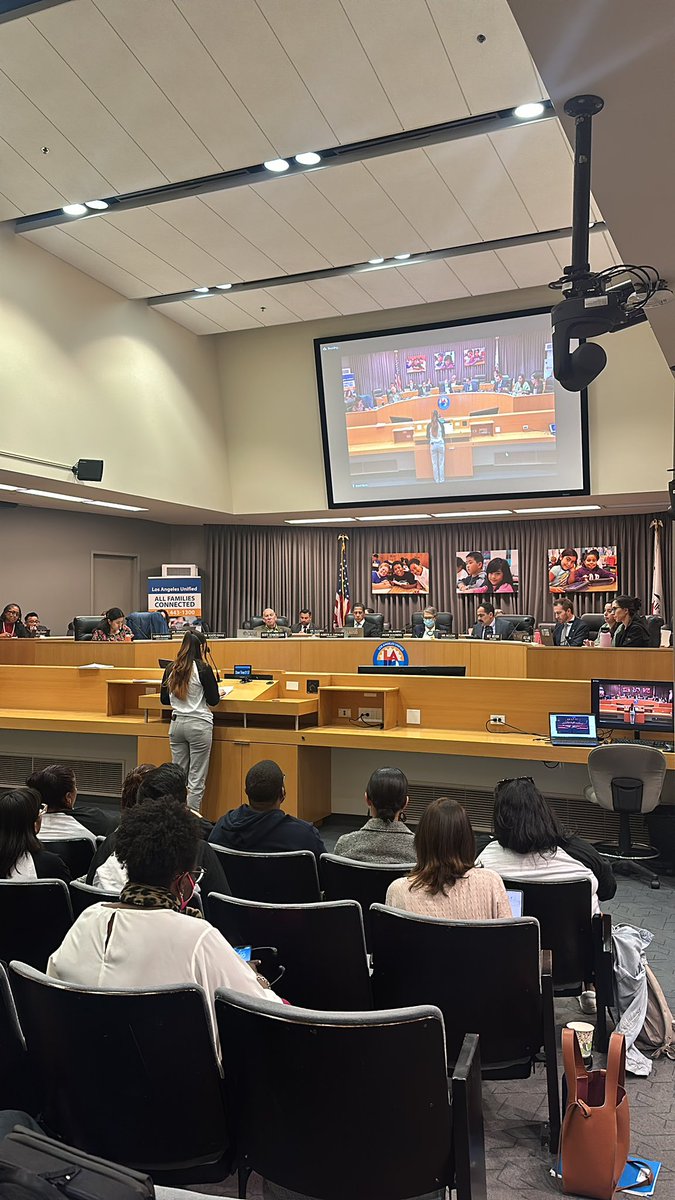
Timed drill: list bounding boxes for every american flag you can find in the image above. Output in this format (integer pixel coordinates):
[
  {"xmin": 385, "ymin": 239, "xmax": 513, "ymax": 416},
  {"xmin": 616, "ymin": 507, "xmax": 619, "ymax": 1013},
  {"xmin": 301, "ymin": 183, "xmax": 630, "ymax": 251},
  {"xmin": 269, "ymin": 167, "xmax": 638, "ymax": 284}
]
[{"xmin": 333, "ymin": 534, "xmax": 351, "ymax": 627}]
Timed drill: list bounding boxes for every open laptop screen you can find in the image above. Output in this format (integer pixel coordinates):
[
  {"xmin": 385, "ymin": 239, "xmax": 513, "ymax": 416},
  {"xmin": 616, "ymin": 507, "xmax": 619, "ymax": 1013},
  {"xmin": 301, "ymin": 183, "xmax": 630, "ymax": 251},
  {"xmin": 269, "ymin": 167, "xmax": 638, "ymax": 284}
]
[{"xmin": 549, "ymin": 713, "xmax": 597, "ymax": 742}]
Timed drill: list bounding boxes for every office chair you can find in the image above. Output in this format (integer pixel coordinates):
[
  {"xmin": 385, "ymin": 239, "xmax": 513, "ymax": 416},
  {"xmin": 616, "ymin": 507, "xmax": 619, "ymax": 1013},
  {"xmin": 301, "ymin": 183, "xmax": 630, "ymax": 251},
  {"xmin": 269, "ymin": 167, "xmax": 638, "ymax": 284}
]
[{"xmin": 585, "ymin": 743, "xmax": 666, "ymax": 887}]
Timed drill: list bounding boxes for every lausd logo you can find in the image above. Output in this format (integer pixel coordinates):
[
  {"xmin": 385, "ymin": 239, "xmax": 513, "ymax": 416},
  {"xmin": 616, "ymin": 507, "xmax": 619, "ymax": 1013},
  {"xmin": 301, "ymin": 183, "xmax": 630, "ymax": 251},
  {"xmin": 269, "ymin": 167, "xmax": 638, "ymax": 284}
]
[{"xmin": 373, "ymin": 641, "xmax": 409, "ymax": 667}]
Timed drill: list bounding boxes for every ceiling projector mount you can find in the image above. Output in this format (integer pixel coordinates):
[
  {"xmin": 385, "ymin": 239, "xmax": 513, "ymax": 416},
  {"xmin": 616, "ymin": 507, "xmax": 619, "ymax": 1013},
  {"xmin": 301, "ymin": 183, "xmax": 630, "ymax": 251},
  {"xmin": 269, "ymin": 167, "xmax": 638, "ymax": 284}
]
[{"xmin": 550, "ymin": 94, "xmax": 669, "ymax": 392}]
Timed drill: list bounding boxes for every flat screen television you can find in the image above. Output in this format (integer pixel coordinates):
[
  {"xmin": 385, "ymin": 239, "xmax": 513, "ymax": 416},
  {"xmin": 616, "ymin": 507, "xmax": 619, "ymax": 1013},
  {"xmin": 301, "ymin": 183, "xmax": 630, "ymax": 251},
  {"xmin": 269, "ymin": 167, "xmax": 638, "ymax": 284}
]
[
  {"xmin": 591, "ymin": 679, "xmax": 674, "ymax": 735},
  {"xmin": 314, "ymin": 306, "xmax": 589, "ymax": 509}
]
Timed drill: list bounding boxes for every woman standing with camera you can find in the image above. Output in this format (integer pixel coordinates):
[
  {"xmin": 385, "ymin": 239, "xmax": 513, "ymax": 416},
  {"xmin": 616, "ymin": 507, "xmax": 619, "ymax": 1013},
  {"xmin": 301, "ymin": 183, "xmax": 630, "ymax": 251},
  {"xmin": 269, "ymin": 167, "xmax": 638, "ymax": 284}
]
[{"xmin": 160, "ymin": 629, "xmax": 220, "ymax": 813}]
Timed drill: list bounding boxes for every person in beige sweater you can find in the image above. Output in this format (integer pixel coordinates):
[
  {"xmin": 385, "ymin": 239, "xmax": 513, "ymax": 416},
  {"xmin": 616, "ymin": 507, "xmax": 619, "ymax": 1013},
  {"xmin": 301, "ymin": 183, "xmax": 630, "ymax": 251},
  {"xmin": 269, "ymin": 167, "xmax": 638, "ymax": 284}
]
[{"xmin": 386, "ymin": 796, "xmax": 512, "ymax": 920}]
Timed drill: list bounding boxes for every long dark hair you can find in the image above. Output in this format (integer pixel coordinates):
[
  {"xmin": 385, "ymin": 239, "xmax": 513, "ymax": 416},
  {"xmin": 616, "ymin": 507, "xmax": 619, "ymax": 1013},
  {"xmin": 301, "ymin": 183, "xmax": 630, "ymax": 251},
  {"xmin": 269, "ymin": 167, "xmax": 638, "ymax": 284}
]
[
  {"xmin": 486, "ymin": 557, "xmax": 514, "ymax": 590},
  {"xmin": 409, "ymin": 797, "xmax": 476, "ymax": 895},
  {"xmin": 366, "ymin": 767, "xmax": 408, "ymax": 823},
  {"xmin": 493, "ymin": 778, "xmax": 562, "ymax": 854},
  {"xmin": 0, "ymin": 787, "xmax": 42, "ymax": 878},
  {"xmin": 1, "ymin": 603, "xmax": 21, "ymax": 621},
  {"xmin": 26, "ymin": 764, "xmax": 75, "ymax": 812},
  {"xmin": 167, "ymin": 629, "xmax": 207, "ymax": 701},
  {"xmin": 615, "ymin": 595, "xmax": 642, "ymax": 619}
]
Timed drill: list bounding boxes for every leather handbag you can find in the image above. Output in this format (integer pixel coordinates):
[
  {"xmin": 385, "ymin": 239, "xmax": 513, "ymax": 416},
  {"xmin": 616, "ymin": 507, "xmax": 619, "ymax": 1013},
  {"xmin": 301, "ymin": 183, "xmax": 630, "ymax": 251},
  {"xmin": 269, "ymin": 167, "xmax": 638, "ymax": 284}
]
[{"xmin": 560, "ymin": 1028, "xmax": 630, "ymax": 1199}]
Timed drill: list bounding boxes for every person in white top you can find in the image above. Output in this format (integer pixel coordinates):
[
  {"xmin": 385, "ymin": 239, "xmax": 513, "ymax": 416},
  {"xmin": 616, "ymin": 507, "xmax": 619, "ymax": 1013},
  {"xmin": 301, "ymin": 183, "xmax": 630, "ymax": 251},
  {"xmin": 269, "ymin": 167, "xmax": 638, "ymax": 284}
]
[
  {"xmin": 160, "ymin": 629, "xmax": 221, "ymax": 812},
  {"xmin": 26, "ymin": 764, "xmax": 98, "ymax": 846},
  {"xmin": 48, "ymin": 798, "xmax": 282, "ymax": 1047},
  {"xmin": 0, "ymin": 787, "xmax": 70, "ymax": 882}
]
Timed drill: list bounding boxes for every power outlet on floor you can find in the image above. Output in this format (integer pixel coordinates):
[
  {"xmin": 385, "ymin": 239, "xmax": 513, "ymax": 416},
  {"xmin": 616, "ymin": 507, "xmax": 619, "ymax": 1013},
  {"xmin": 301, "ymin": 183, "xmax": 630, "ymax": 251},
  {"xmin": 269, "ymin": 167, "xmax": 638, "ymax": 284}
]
[
  {"xmin": 490, "ymin": 714, "xmax": 506, "ymax": 725},
  {"xmin": 358, "ymin": 706, "xmax": 383, "ymax": 722},
  {"xmin": 338, "ymin": 707, "xmax": 352, "ymax": 718}
]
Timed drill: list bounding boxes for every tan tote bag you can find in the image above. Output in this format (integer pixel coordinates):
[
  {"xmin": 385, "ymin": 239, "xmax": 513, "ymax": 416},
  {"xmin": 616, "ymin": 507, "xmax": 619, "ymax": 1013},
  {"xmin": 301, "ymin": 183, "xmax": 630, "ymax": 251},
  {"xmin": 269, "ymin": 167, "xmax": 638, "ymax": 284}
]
[{"xmin": 560, "ymin": 1028, "xmax": 630, "ymax": 1200}]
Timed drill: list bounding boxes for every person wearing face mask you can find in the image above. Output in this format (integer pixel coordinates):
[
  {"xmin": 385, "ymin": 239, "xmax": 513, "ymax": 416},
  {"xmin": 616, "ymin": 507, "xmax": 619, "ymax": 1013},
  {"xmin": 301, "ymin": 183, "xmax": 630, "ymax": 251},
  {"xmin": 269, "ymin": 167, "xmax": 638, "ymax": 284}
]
[{"xmin": 414, "ymin": 606, "xmax": 441, "ymax": 639}]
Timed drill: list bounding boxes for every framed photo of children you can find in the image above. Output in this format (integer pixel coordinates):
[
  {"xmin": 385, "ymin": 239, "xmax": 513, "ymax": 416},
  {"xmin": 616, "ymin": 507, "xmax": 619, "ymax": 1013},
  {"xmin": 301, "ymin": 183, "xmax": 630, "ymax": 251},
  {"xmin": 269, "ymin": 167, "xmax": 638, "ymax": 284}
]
[
  {"xmin": 548, "ymin": 546, "xmax": 618, "ymax": 593},
  {"xmin": 456, "ymin": 550, "xmax": 519, "ymax": 594},
  {"xmin": 372, "ymin": 553, "xmax": 430, "ymax": 594}
]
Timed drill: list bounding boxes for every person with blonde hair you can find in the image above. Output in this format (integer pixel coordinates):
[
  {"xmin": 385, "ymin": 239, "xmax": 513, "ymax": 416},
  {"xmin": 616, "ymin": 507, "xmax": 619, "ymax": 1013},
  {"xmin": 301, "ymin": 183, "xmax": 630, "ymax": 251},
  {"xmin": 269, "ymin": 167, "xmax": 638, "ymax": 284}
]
[{"xmin": 160, "ymin": 629, "xmax": 220, "ymax": 812}]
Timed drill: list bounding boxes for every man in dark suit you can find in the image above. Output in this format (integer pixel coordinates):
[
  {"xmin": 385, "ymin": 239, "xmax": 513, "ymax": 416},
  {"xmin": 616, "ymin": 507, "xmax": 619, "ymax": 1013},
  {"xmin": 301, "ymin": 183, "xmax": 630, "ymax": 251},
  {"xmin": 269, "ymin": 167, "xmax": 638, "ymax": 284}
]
[
  {"xmin": 291, "ymin": 608, "xmax": 320, "ymax": 635},
  {"xmin": 471, "ymin": 601, "xmax": 514, "ymax": 641},
  {"xmin": 552, "ymin": 598, "xmax": 590, "ymax": 646},
  {"xmin": 351, "ymin": 604, "xmax": 382, "ymax": 638}
]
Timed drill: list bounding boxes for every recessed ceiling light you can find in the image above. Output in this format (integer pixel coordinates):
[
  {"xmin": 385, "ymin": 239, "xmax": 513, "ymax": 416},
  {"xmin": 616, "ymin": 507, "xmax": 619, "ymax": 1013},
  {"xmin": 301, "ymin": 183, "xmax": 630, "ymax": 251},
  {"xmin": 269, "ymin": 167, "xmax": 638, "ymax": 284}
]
[
  {"xmin": 285, "ymin": 517, "xmax": 356, "ymax": 525},
  {"xmin": 294, "ymin": 152, "xmax": 321, "ymax": 166},
  {"xmin": 264, "ymin": 158, "xmax": 290, "ymax": 173},
  {"xmin": 394, "ymin": 253, "xmax": 411, "ymax": 260},
  {"xmin": 62, "ymin": 203, "xmax": 87, "ymax": 216},
  {"xmin": 368, "ymin": 257, "xmax": 385, "ymax": 265},
  {"xmin": 513, "ymin": 102, "xmax": 545, "ymax": 120},
  {"xmin": 81, "ymin": 499, "xmax": 148, "ymax": 511},
  {"xmin": 513, "ymin": 504, "xmax": 602, "ymax": 514},
  {"xmin": 433, "ymin": 510, "xmax": 513, "ymax": 518},
  {"xmin": 356, "ymin": 513, "xmax": 431, "ymax": 522},
  {"xmin": 10, "ymin": 486, "xmax": 147, "ymax": 511},
  {"xmin": 85, "ymin": 199, "xmax": 109, "ymax": 210},
  {"xmin": 194, "ymin": 287, "xmax": 210, "ymax": 294},
  {"xmin": 216, "ymin": 283, "xmax": 232, "ymax": 290}
]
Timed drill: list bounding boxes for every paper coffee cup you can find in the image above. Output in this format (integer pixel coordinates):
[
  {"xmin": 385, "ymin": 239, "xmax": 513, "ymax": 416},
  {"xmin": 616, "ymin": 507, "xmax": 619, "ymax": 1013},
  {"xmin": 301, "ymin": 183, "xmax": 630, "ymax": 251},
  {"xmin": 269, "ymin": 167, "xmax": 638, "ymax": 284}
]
[{"xmin": 567, "ymin": 1021, "xmax": 594, "ymax": 1059}]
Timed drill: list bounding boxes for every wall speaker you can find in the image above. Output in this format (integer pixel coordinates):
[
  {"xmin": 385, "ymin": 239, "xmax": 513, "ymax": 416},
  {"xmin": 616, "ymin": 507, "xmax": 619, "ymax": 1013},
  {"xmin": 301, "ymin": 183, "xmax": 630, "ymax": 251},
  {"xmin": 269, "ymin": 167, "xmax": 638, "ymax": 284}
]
[{"xmin": 73, "ymin": 459, "xmax": 104, "ymax": 482}]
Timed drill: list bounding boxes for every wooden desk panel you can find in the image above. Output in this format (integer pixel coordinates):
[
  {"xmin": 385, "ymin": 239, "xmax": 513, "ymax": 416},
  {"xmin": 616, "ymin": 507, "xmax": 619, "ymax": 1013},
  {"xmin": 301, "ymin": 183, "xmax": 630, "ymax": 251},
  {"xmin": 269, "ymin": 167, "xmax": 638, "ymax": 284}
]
[{"xmin": 525, "ymin": 645, "xmax": 672, "ymax": 682}]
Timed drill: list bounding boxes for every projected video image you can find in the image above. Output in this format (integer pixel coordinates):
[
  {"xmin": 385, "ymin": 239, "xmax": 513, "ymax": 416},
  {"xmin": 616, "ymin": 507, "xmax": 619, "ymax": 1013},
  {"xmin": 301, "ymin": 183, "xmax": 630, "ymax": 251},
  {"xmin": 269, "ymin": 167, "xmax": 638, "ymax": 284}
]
[
  {"xmin": 594, "ymin": 681, "xmax": 674, "ymax": 732},
  {"xmin": 315, "ymin": 309, "xmax": 588, "ymax": 507}
]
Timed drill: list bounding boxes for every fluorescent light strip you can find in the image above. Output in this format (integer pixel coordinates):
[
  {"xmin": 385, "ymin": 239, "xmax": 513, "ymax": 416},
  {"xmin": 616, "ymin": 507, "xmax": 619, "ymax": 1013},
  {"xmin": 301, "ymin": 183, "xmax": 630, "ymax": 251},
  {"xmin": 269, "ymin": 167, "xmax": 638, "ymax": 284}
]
[
  {"xmin": 513, "ymin": 504, "xmax": 602, "ymax": 514},
  {"xmin": 356, "ymin": 514, "xmax": 431, "ymax": 522},
  {"xmin": 0, "ymin": 484, "xmax": 147, "ymax": 511},
  {"xmin": 433, "ymin": 509, "xmax": 513, "ymax": 518},
  {"xmin": 285, "ymin": 517, "xmax": 356, "ymax": 525}
]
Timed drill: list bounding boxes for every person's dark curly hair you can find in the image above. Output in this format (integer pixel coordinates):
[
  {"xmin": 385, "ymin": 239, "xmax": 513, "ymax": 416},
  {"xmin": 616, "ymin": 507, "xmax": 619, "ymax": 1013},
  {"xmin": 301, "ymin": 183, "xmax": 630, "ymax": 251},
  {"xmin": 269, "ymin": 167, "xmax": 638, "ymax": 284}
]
[
  {"xmin": 115, "ymin": 797, "xmax": 199, "ymax": 888},
  {"xmin": 137, "ymin": 763, "xmax": 187, "ymax": 806}
]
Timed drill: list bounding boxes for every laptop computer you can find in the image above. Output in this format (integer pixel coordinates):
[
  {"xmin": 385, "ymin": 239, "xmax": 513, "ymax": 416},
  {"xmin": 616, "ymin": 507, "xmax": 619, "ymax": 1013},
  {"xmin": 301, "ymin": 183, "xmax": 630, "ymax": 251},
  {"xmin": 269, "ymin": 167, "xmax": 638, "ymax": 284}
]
[
  {"xmin": 539, "ymin": 624, "xmax": 555, "ymax": 647},
  {"xmin": 549, "ymin": 712, "xmax": 599, "ymax": 748}
]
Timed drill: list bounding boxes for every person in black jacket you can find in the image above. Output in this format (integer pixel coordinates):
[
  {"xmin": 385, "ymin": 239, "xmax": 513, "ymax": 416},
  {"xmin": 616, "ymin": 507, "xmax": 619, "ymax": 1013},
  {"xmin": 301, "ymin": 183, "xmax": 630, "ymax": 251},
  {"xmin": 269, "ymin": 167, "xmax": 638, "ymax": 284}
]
[
  {"xmin": 209, "ymin": 759, "xmax": 325, "ymax": 860},
  {"xmin": 612, "ymin": 595, "xmax": 651, "ymax": 648},
  {"xmin": 160, "ymin": 629, "xmax": 220, "ymax": 813},
  {"xmin": 0, "ymin": 603, "xmax": 28, "ymax": 638},
  {"xmin": 0, "ymin": 787, "xmax": 69, "ymax": 881},
  {"xmin": 552, "ymin": 598, "xmax": 590, "ymax": 647},
  {"xmin": 26, "ymin": 763, "xmax": 116, "ymax": 838}
]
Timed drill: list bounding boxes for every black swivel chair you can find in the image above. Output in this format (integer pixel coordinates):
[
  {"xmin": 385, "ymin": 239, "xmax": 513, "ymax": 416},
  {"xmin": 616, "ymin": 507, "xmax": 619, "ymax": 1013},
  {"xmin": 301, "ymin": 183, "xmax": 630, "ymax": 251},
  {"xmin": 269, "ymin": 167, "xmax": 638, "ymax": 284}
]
[
  {"xmin": 646, "ymin": 615, "xmax": 664, "ymax": 647},
  {"xmin": 0, "ymin": 961, "xmax": 34, "ymax": 1113},
  {"xmin": 210, "ymin": 845, "xmax": 321, "ymax": 903},
  {"xmin": 208, "ymin": 893, "xmax": 373, "ymax": 1010},
  {"xmin": 411, "ymin": 611, "xmax": 453, "ymax": 636},
  {"xmin": 505, "ymin": 613, "xmax": 535, "ymax": 636},
  {"xmin": 582, "ymin": 613, "xmax": 606, "ymax": 636},
  {"xmin": 215, "ymin": 987, "xmax": 487, "ymax": 1200},
  {"xmin": 369, "ymin": 906, "xmax": 560, "ymax": 1150},
  {"xmin": 72, "ymin": 616, "xmax": 103, "ymax": 641},
  {"xmin": 319, "ymin": 854, "xmax": 411, "ymax": 949},
  {"xmin": 0, "ymin": 880, "xmax": 73, "ymax": 971},
  {"xmin": 69, "ymin": 878, "xmax": 119, "ymax": 917},
  {"xmin": 10, "ymin": 964, "xmax": 232, "ymax": 1185},
  {"xmin": 345, "ymin": 612, "xmax": 385, "ymax": 637},
  {"xmin": 242, "ymin": 615, "xmax": 290, "ymax": 630},
  {"xmin": 502, "ymin": 878, "xmax": 613, "ymax": 1051},
  {"xmin": 585, "ymin": 743, "xmax": 666, "ymax": 888},
  {"xmin": 39, "ymin": 837, "xmax": 95, "ymax": 878}
]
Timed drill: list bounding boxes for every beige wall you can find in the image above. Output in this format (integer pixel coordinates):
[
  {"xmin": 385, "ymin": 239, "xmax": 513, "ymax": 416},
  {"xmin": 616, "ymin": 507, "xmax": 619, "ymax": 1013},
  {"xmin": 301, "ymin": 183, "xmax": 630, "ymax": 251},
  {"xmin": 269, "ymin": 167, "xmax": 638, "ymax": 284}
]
[
  {"xmin": 216, "ymin": 285, "xmax": 674, "ymax": 514},
  {"xmin": 0, "ymin": 230, "xmax": 231, "ymax": 513}
]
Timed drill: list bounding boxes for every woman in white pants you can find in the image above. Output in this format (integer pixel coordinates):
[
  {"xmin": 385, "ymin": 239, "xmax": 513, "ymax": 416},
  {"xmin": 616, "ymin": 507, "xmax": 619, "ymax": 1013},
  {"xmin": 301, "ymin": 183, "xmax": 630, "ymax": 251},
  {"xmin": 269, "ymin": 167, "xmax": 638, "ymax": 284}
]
[
  {"xmin": 160, "ymin": 629, "xmax": 220, "ymax": 812},
  {"xmin": 426, "ymin": 409, "xmax": 446, "ymax": 483}
]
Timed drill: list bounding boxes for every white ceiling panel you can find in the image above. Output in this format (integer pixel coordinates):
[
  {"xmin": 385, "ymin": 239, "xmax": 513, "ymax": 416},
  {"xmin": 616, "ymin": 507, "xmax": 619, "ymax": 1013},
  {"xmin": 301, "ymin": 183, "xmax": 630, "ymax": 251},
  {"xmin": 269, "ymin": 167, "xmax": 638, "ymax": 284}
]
[
  {"xmin": 251, "ymin": 174, "xmax": 375, "ymax": 266},
  {"xmin": 400, "ymin": 259, "xmax": 471, "ymax": 303},
  {"xmin": 426, "ymin": 137, "xmax": 533, "ymax": 242},
  {"xmin": 97, "ymin": 208, "xmax": 235, "ymax": 290},
  {"xmin": 428, "ymin": 0, "xmax": 543, "ymax": 112},
  {"xmin": 219, "ymin": 289, "xmax": 300, "ymax": 328},
  {"xmin": 174, "ymin": 0, "xmax": 337, "ymax": 159},
  {"xmin": 49, "ymin": 217, "xmax": 194, "ymax": 294},
  {"xmin": 261, "ymin": 282, "xmax": 341, "ymax": 322},
  {"xmin": 256, "ymin": 0, "xmax": 401, "ymax": 144},
  {"xmin": 184, "ymin": 295, "xmax": 266, "ymax": 332},
  {"xmin": 547, "ymin": 229, "xmax": 620, "ymax": 275},
  {"xmin": 307, "ymin": 163, "xmax": 427, "ymax": 258},
  {"xmin": 495, "ymin": 240, "xmax": 563, "ymax": 288},
  {"xmin": 24, "ymin": 226, "xmax": 152, "ymax": 298},
  {"xmin": 199, "ymin": 187, "xmax": 330, "ymax": 275},
  {"xmin": 355, "ymin": 266, "xmax": 426, "ymax": 309},
  {"xmin": 364, "ymin": 149, "xmax": 480, "ymax": 250},
  {"xmin": 154, "ymin": 299, "xmax": 227, "ymax": 336},
  {"xmin": 340, "ymin": 0, "xmax": 470, "ymax": 128},
  {"xmin": 0, "ymin": 17, "xmax": 164, "ymax": 195},
  {"xmin": 488, "ymin": 120, "xmax": 574, "ymax": 230},
  {"xmin": 309, "ymin": 276, "xmax": 383, "ymax": 315},
  {"xmin": 449, "ymin": 250, "xmax": 518, "ymax": 295},
  {"xmin": 149, "ymin": 198, "xmax": 279, "ymax": 284}
]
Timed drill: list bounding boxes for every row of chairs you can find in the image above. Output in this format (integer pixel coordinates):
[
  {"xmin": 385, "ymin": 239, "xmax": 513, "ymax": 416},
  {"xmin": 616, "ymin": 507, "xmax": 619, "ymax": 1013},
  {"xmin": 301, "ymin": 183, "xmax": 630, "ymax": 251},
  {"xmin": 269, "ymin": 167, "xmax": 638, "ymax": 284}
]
[{"xmin": 0, "ymin": 959, "xmax": 487, "ymax": 1198}]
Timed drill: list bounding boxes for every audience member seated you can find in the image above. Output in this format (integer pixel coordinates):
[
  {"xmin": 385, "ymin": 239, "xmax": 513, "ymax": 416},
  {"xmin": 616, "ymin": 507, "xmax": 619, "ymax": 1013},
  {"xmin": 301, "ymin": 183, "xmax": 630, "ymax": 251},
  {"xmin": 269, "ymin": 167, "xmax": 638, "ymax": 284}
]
[
  {"xmin": 24, "ymin": 612, "xmax": 48, "ymax": 637},
  {"xmin": 26, "ymin": 765, "xmax": 106, "ymax": 844},
  {"xmin": 471, "ymin": 601, "xmax": 513, "ymax": 640},
  {"xmin": 90, "ymin": 607, "xmax": 134, "ymax": 642},
  {"xmin": 0, "ymin": 603, "xmax": 28, "ymax": 638},
  {"xmin": 261, "ymin": 607, "xmax": 288, "ymax": 634},
  {"xmin": 0, "ymin": 787, "xmax": 70, "ymax": 881},
  {"xmin": 552, "ymin": 598, "xmax": 590, "ymax": 646},
  {"xmin": 348, "ymin": 603, "xmax": 382, "ymax": 637},
  {"xmin": 209, "ymin": 759, "xmax": 325, "ymax": 859},
  {"xmin": 47, "ymin": 799, "xmax": 281, "ymax": 1039},
  {"xmin": 87, "ymin": 763, "xmax": 228, "ymax": 901},
  {"xmin": 612, "ymin": 595, "xmax": 651, "ymax": 647},
  {"xmin": 334, "ymin": 768, "xmax": 416, "ymax": 864},
  {"xmin": 291, "ymin": 608, "xmax": 319, "ymax": 634},
  {"xmin": 386, "ymin": 797, "xmax": 511, "ymax": 919},
  {"xmin": 477, "ymin": 777, "xmax": 616, "ymax": 918}
]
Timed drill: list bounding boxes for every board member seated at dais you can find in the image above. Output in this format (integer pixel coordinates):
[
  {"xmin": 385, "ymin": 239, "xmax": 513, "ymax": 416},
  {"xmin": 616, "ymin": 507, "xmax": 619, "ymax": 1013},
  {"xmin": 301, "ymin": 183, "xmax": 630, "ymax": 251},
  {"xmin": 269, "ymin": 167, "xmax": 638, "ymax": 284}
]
[
  {"xmin": 261, "ymin": 607, "xmax": 288, "ymax": 634},
  {"xmin": 612, "ymin": 595, "xmax": 651, "ymax": 648},
  {"xmin": 91, "ymin": 607, "xmax": 134, "ymax": 642},
  {"xmin": 552, "ymin": 598, "xmax": 590, "ymax": 647},
  {"xmin": 291, "ymin": 608, "xmax": 320, "ymax": 634},
  {"xmin": 334, "ymin": 768, "xmax": 416, "ymax": 865},
  {"xmin": 349, "ymin": 604, "xmax": 382, "ymax": 637},
  {"xmin": 471, "ymin": 602, "xmax": 513, "ymax": 641},
  {"xmin": 209, "ymin": 759, "xmax": 325, "ymax": 860},
  {"xmin": 413, "ymin": 606, "xmax": 448, "ymax": 639}
]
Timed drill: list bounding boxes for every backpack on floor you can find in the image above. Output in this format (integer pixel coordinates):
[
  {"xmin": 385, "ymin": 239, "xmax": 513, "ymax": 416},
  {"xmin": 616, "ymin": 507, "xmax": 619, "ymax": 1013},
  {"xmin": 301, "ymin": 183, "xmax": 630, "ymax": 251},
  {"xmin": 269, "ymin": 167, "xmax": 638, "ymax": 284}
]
[{"xmin": 636, "ymin": 964, "xmax": 675, "ymax": 1060}]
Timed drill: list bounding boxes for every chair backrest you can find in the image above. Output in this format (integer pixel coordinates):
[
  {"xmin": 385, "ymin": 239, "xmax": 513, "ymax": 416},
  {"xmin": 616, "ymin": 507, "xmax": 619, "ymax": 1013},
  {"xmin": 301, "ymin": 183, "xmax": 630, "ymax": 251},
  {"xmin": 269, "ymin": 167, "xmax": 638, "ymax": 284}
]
[
  {"xmin": 370, "ymin": 905, "xmax": 542, "ymax": 1070},
  {"xmin": 126, "ymin": 611, "xmax": 169, "ymax": 640},
  {"xmin": 505, "ymin": 613, "xmax": 535, "ymax": 634},
  {"xmin": 207, "ymin": 893, "xmax": 372, "ymax": 1011},
  {"xmin": 0, "ymin": 960, "xmax": 33, "ymax": 1112},
  {"xmin": 411, "ymin": 611, "xmax": 453, "ymax": 635},
  {"xmin": 0, "ymin": 880, "xmax": 73, "ymax": 971},
  {"xmin": 501, "ymin": 878, "xmax": 594, "ymax": 991},
  {"xmin": 345, "ymin": 612, "xmax": 385, "ymax": 635},
  {"xmin": 319, "ymin": 854, "xmax": 411, "ymax": 947},
  {"xmin": 73, "ymin": 616, "xmax": 102, "ymax": 641},
  {"xmin": 40, "ymin": 837, "xmax": 95, "ymax": 877},
  {"xmin": 646, "ymin": 615, "xmax": 664, "ymax": 647},
  {"xmin": 215, "ymin": 988, "xmax": 460, "ymax": 1200},
  {"xmin": 210, "ymin": 845, "xmax": 320, "ymax": 903},
  {"xmin": 247, "ymin": 615, "xmax": 290, "ymax": 629},
  {"xmin": 10, "ymin": 963, "xmax": 231, "ymax": 1175},
  {"xmin": 582, "ymin": 613, "xmax": 605, "ymax": 634},
  {"xmin": 69, "ymin": 879, "xmax": 119, "ymax": 918},
  {"xmin": 587, "ymin": 743, "xmax": 666, "ymax": 814}
]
